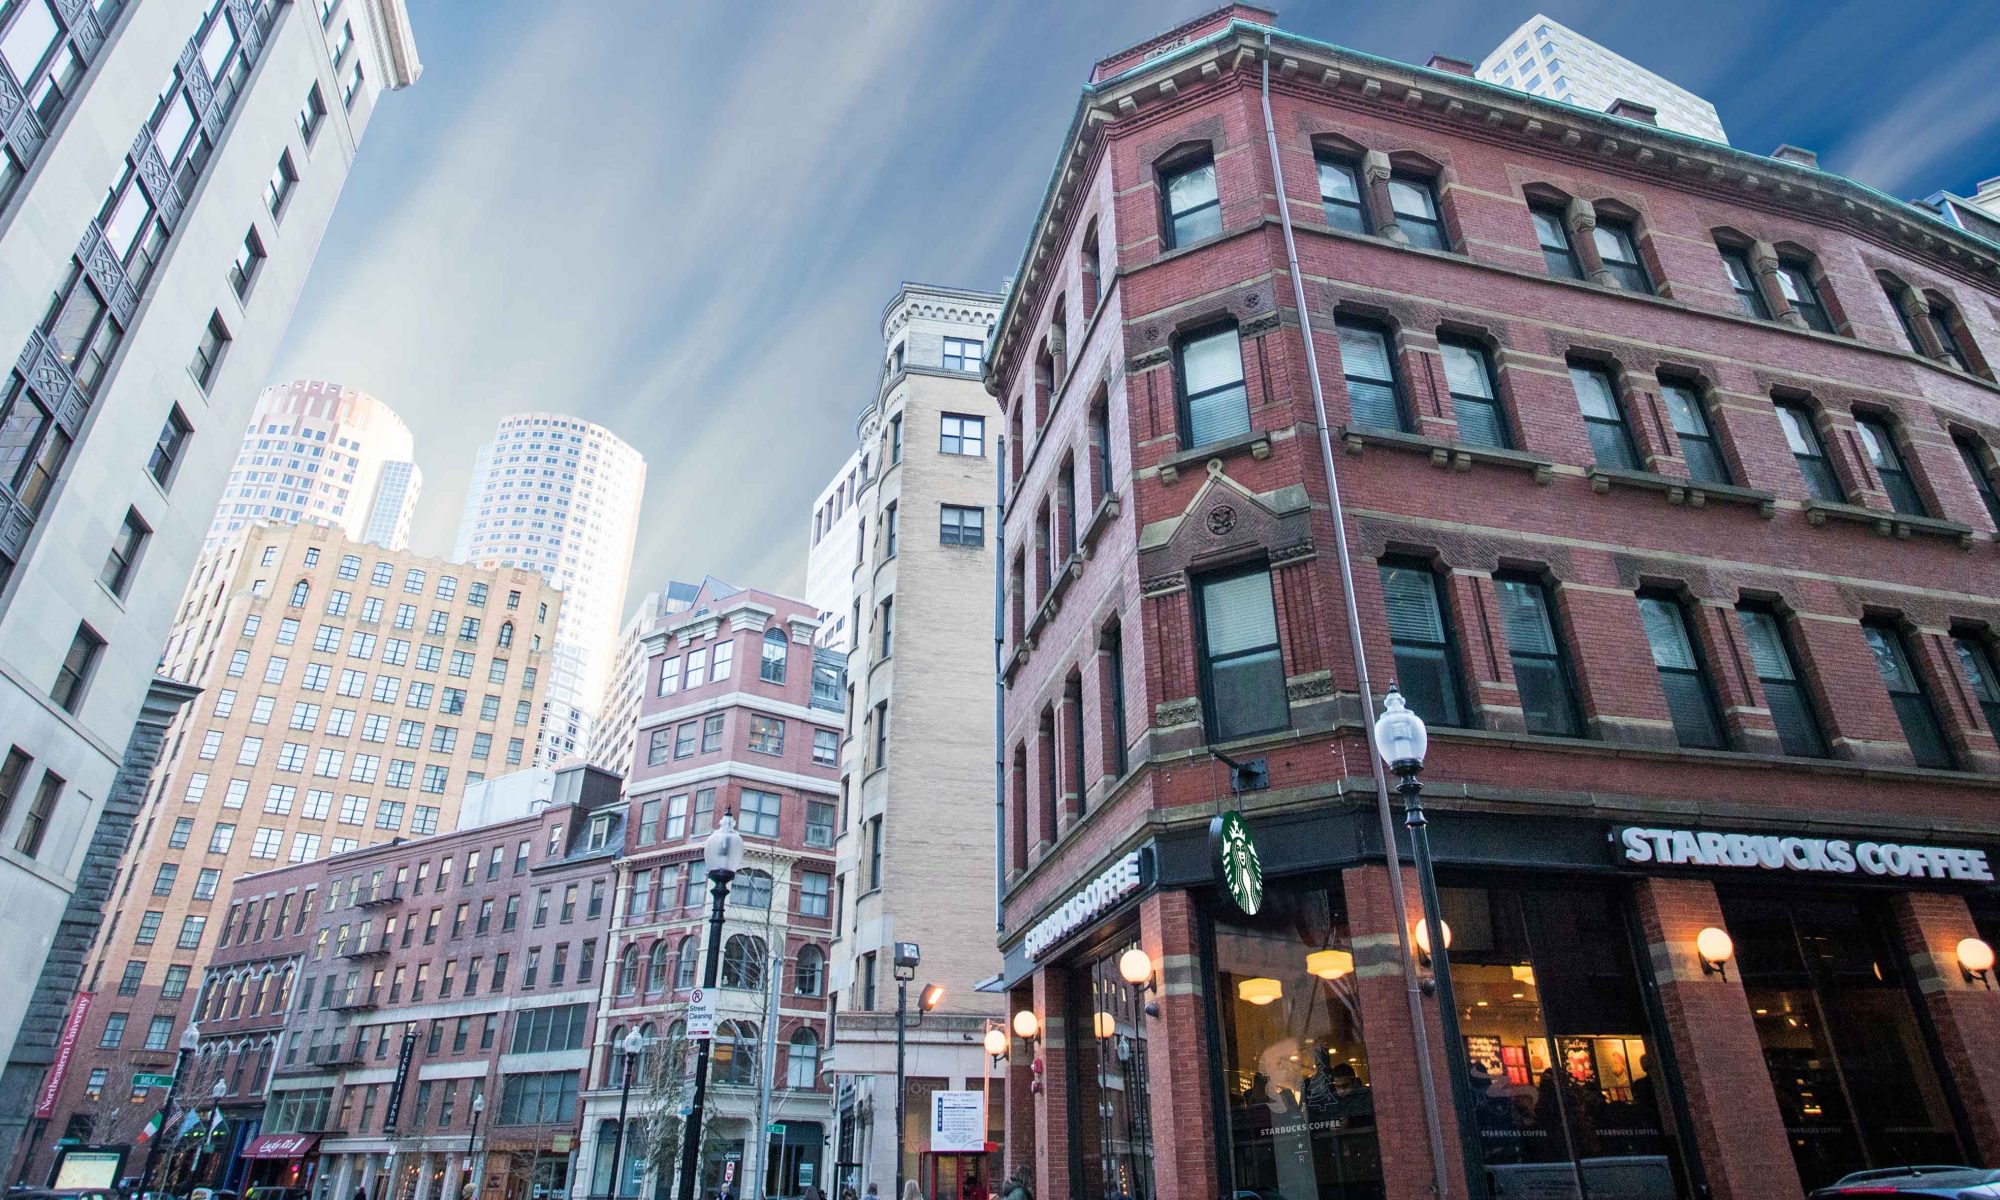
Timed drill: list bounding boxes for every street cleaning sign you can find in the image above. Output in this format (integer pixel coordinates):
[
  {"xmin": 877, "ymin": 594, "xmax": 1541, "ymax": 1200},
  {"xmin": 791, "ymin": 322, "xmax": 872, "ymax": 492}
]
[{"xmin": 686, "ymin": 989, "xmax": 716, "ymax": 1040}]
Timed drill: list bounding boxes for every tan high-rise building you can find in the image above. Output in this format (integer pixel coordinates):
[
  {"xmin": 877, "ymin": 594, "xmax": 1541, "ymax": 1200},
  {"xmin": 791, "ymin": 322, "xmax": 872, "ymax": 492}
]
[
  {"xmin": 30, "ymin": 521, "xmax": 558, "ymax": 1164},
  {"xmin": 822, "ymin": 283, "xmax": 1006, "ymax": 1193}
]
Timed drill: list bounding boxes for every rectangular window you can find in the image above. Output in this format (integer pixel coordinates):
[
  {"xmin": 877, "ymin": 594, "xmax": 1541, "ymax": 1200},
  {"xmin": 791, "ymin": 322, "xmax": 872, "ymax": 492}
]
[
  {"xmin": 1660, "ymin": 381, "xmax": 1729, "ymax": 485},
  {"xmin": 298, "ymin": 81, "xmax": 327, "ymax": 142},
  {"xmin": 1194, "ymin": 567, "xmax": 1287, "ymax": 741},
  {"xmin": 1338, "ymin": 320, "xmax": 1405, "ymax": 431},
  {"xmin": 1591, "ymin": 221, "xmax": 1651, "ymax": 292},
  {"xmin": 148, "ymin": 406, "xmax": 192, "ymax": 487},
  {"xmin": 939, "ymin": 413, "xmax": 984, "ymax": 457},
  {"xmin": 1638, "ymin": 594, "xmax": 1724, "ymax": 749},
  {"xmin": 1569, "ymin": 364, "xmax": 1638, "ymax": 470},
  {"xmin": 1775, "ymin": 402, "xmax": 1842, "ymax": 502},
  {"xmin": 50, "ymin": 623, "xmax": 102, "ymax": 713},
  {"xmin": 265, "ymin": 151, "xmax": 297, "ymax": 217},
  {"xmin": 940, "ymin": 504, "xmax": 984, "ymax": 547},
  {"xmin": 741, "ymin": 788, "xmax": 781, "ymax": 838},
  {"xmin": 13, "ymin": 768, "xmax": 59, "ymax": 857},
  {"xmin": 1953, "ymin": 636, "xmax": 2000, "ymax": 735},
  {"xmin": 1175, "ymin": 325, "xmax": 1249, "ymax": 448},
  {"xmin": 1532, "ymin": 206, "xmax": 1583, "ymax": 279},
  {"xmin": 942, "ymin": 339, "xmax": 984, "ymax": 374},
  {"xmin": 800, "ymin": 871, "xmax": 830, "ymax": 918},
  {"xmin": 100, "ymin": 508, "xmax": 150, "ymax": 596},
  {"xmin": 812, "ymin": 728, "xmax": 838, "ymax": 767},
  {"xmin": 1777, "ymin": 261, "xmax": 1833, "ymax": 333},
  {"xmin": 1719, "ymin": 247, "xmax": 1769, "ymax": 318},
  {"xmin": 1955, "ymin": 437, "xmax": 2000, "ymax": 531},
  {"xmin": 1316, "ymin": 154, "xmax": 1364, "ymax": 233},
  {"xmin": 1388, "ymin": 175, "xmax": 1447, "ymax": 250},
  {"xmin": 1735, "ymin": 606, "xmax": 1826, "ymax": 757},
  {"xmin": 749, "ymin": 715, "xmax": 784, "ymax": 756},
  {"xmin": 229, "ymin": 227, "xmax": 266, "ymax": 300},
  {"xmin": 1864, "ymin": 621, "xmax": 1954, "ymax": 769},
  {"xmin": 1379, "ymin": 561, "xmax": 1465, "ymax": 727},
  {"xmin": 1438, "ymin": 338, "xmax": 1507, "ymax": 448},
  {"xmin": 805, "ymin": 798, "xmax": 834, "ymax": 847},
  {"xmin": 1855, "ymin": 416, "xmax": 1926, "ymax": 516},
  {"xmin": 1495, "ymin": 577, "xmax": 1581, "ymax": 737},
  {"xmin": 1162, "ymin": 154, "xmax": 1220, "ymax": 247},
  {"xmin": 189, "ymin": 311, "xmax": 230, "ymax": 389}
]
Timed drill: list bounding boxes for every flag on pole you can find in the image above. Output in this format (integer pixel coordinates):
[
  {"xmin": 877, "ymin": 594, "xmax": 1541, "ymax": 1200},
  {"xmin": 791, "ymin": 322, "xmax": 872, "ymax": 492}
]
[
  {"xmin": 176, "ymin": 1109, "xmax": 200, "ymax": 1138},
  {"xmin": 137, "ymin": 1111, "xmax": 163, "ymax": 1143},
  {"xmin": 207, "ymin": 1109, "xmax": 228, "ymax": 1142}
]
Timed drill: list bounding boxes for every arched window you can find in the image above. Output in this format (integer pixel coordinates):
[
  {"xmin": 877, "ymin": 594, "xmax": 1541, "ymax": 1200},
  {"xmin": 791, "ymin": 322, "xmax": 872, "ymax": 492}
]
[
  {"xmin": 786, "ymin": 1029, "xmax": 820, "ymax": 1089},
  {"xmin": 731, "ymin": 868, "xmax": 772, "ymax": 910},
  {"xmin": 794, "ymin": 945, "xmax": 825, "ymax": 996},
  {"xmin": 226, "ymin": 975, "xmax": 245, "ymax": 1018},
  {"xmin": 617, "ymin": 944, "xmax": 640, "ymax": 995},
  {"xmin": 497, "ymin": 621, "xmax": 514, "ymax": 648},
  {"xmin": 714, "ymin": 1020, "xmax": 759, "ymax": 1086},
  {"xmin": 288, "ymin": 579, "xmax": 309, "ymax": 608},
  {"xmin": 675, "ymin": 936, "xmax": 699, "ymax": 989},
  {"xmin": 275, "ymin": 967, "xmax": 294, "ymax": 1011},
  {"xmin": 606, "ymin": 1024, "xmax": 625, "ymax": 1079},
  {"xmin": 760, "ymin": 629, "xmax": 788, "ymax": 683},
  {"xmin": 646, "ymin": 941, "xmax": 669, "ymax": 992},
  {"xmin": 1925, "ymin": 291, "xmax": 1977, "ymax": 374},
  {"xmin": 721, "ymin": 935, "xmax": 765, "ymax": 989},
  {"xmin": 249, "ymin": 971, "xmax": 270, "ymax": 1015}
]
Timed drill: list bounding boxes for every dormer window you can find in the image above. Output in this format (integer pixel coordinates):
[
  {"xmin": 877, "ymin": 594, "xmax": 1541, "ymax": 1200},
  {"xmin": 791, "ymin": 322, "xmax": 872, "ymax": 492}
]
[{"xmin": 586, "ymin": 814, "xmax": 611, "ymax": 851}]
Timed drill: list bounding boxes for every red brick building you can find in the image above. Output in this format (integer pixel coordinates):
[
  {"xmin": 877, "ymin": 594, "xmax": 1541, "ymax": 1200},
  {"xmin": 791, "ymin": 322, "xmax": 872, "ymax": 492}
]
[
  {"xmin": 181, "ymin": 764, "xmax": 621, "ymax": 1200},
  {"xmin": 988, "ymin": 8, "xmax": 2000, "ymax": 1200}
]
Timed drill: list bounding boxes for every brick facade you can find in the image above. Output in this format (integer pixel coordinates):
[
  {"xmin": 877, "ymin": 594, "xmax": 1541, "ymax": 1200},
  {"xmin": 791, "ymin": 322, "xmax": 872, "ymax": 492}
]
[{"xmin": 988, "ymin": 8, "xmax": 2000, "ymax": 1200}]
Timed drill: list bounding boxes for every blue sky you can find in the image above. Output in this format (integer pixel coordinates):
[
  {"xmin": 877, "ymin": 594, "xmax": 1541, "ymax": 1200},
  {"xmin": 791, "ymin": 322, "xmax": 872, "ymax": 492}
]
[{"xmin": 273, "ymin": 0, "xmax": 2000, "ymax": 618}]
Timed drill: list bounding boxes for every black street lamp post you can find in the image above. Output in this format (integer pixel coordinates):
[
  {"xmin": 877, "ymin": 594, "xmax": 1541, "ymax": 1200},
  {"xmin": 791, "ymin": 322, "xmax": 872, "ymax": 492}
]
[
  {"xmin": 890, "ymin": 944, "xmax": 942, "ymax": 1200},
  {"xmin": 606, "ymin": 1028, "xmax": 646, "ymax": 1200},
  {"xmin": 675, "ymin": 815, "xmax": 744, "ymax": 1200},
  {"xmin": 1374, "ymin": 686, "xmax": 1487, "ymax": 1200},
  {"xmin": 466, "ymin": 1091, "xmax": 486, "ymax": 1200},
  {"xmin": 134, "ymin": 1021, "xmax": 200, "ymax": 1200}
]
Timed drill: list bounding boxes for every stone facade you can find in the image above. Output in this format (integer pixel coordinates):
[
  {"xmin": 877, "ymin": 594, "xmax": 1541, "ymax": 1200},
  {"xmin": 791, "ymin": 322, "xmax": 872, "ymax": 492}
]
[
  {"xmin": 0, "ymin": 0, "xmax": 418, "ymax": 1160},
  {"xmin": 820, "ymin": 282, "xmax": 1008, "ymax": 1196}
]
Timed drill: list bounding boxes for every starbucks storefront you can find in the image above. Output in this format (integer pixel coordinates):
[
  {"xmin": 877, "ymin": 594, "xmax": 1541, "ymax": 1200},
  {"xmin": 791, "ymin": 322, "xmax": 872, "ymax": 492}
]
[{"xmin": 999, "ymin": 810, "xmax": 2000, "ymax": 1200}]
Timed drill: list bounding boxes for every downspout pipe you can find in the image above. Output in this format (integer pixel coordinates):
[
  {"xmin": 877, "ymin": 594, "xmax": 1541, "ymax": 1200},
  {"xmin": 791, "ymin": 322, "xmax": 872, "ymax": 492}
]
[
  {"xmin": 995, "ymin": 432, "xmax": 1008, "ymax": 932},
  {"xmin": 1259, "ymin": 31, "xmax": 1457, "ymax": 1200}
]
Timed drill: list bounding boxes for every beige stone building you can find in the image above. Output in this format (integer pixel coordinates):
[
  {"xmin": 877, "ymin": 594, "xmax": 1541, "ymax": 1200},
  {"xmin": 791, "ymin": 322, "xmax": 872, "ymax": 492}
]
[
  {"xmin": 37, "ymin": 521, "xmax": 558, "ymax": 1153},
  {"xmin": 813, "ymin": 283, "xmax": 1007, "ymax": 1196}
]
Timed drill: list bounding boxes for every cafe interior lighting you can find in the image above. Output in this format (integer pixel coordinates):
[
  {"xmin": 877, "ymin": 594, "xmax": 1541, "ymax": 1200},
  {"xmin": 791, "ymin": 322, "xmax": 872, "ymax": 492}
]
[
  {"xmin": 1237, "ymin": 976, "xmax": 1284, "ymax": 1006},
  {"xmin": 1307, "ymin": 949, "xmax": 1355, "ymax": 980},
  {"xmin": 1696, "ymin": 926, "xmax": 1735, "ymax": 977}
]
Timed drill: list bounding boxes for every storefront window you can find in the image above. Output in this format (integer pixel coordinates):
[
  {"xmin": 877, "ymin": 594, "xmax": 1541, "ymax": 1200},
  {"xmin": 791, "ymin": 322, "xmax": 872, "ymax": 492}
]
[
  {"xmin": 1441, "ymin": 882, "xmax": 1684, "ymax": 1198},
  {"xmin": 1070, "ymin": 941, "xmax": 1155, "ymax": 1200},
  {"xmin": 1721, "ymin": 892, "xmax": 1963, "ymax": 1192},
  {"xmin": 1214, "ymin": 883, "xmax": 1380, "ymax": 1200}
]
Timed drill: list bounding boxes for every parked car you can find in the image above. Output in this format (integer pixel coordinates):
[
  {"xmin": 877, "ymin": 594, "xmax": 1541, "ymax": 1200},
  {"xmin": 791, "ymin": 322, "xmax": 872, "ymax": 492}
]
[{"xmin": 1808, "ymin": 1166, "xmax": 2000, "ymax": 1197}]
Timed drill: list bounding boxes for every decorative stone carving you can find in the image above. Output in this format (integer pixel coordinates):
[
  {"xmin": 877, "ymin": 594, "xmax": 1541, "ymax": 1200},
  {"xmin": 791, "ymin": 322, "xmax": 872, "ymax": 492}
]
[
  {"xmin": 1206, "ymin": 505, "xmax": 1237, "ymax": 536},
  {"xmin": 1270, "ymin": 539, "xmax": 1317, "ymax": 565},
  {"xmin": 1287, "ymin": 672, "xmax": 1334, "ymax": 701},
  {"xmin": 1140, "ymin": 572, "xmax": 1185, "ymax": 597},
  {"xmin": 1154, "ymin": 698, "xmax": 1201, "ymax": 727}
]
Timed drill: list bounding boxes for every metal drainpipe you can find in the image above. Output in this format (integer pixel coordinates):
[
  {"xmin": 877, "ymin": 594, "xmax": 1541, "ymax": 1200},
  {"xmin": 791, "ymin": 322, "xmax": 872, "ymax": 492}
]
[
  {"xmin": 1258, "ymin": 30, "xmax": 1457, "ymax": 1200},
  {"xmin": 994, "ymin": 431, "xmax": 1008, "ymax": 933}
]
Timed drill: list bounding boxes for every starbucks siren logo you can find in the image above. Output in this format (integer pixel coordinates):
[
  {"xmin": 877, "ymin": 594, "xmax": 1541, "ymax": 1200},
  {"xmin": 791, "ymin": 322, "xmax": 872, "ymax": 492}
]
[{"xmin": 1217, "ymin": 810, "xmax": 1263, "ymax": 915}]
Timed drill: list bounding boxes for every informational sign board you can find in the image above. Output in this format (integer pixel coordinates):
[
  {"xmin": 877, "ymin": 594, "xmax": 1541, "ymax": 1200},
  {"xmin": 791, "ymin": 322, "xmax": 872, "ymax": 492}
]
[
  {"xmin": 49, "ymin": 1146, "xmax": 123, "ymax": 1190},
  {"xmin": 687, "ymin": 989, "xmax": 716, "ymax": 1040},
  {"xmin": 929, "ymin": 1090, "xmax": 985, "ymax": 1153},
  {"xmin": 132, "ymin": 1073, "xmax": 177, "ymax": 1090}
]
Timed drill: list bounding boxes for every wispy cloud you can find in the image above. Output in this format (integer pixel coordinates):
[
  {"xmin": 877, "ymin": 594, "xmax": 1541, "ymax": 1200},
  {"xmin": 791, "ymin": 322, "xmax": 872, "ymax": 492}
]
[{"xmin": 1825, "ymin": 27, "xmax": 2000, "ymax": 193}]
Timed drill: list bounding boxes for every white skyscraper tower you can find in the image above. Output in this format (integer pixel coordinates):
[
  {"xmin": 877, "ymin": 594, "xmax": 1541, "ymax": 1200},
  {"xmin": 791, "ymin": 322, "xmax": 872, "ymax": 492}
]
[
  {"xmin": 452, "ymin": 414, "xmax": 645, "ymax": 763},
  {"xmin": 206, "ymin": 379, "xmax": 420, "ymax": 548},
  {"xmin": 1476, "ymin": 14, "xmax": 1728, "ymax": 144}
]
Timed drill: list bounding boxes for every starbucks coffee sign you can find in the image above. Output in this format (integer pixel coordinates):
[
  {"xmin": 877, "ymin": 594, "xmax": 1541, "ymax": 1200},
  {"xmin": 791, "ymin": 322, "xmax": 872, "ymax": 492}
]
[
  {"xmin": 1617, "ymin": 825, "xmax": 1994, "ymax": 882},
  {"xmin": 1025, "ymin": 849, "xmax": 1146, "ymax": 960},
  {"xmin": 1215, "ymin": 811, "xmax": 1263, "ymax": 914}
]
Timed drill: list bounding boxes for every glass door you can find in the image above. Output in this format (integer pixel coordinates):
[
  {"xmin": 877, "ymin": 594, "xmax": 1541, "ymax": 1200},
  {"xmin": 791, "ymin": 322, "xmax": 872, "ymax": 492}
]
[
  {"xmin": 1441, "ymin": 882, "xmax": 1687, "ymax": 1199},
  {"xmin": 1720, "ymin": 892, "xmax": 1964, "ymax": 1192}
]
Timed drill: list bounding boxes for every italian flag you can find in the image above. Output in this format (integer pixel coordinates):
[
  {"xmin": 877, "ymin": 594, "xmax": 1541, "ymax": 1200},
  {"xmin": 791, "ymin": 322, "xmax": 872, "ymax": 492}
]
[{"xmin": 136, "ymin": 1111, "xmax": 163, "ymax": 1144}]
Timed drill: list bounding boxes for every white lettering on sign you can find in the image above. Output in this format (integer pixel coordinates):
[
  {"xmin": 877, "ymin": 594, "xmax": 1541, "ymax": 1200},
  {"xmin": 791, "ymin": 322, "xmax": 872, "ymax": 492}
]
[
  {"xmin": 1025, "ymin": 850, "xmax": 1144, "ymax": 960},
  {"xmin": 1617, "ymin": 826, "xmax": 1994, "ymax": 882}
]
